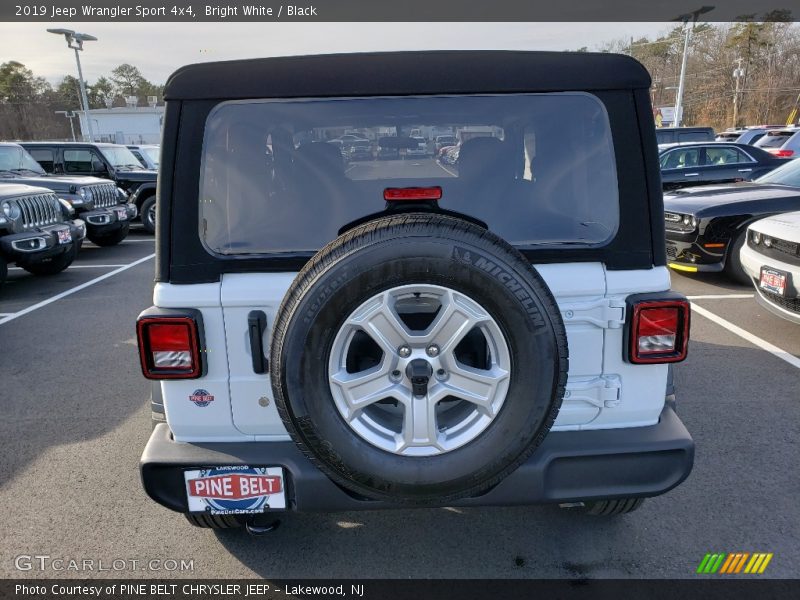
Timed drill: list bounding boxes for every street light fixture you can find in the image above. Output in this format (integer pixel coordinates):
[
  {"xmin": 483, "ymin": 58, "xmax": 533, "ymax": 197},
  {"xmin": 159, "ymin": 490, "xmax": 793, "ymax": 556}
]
[
  {"xmin": 47, "ymin": 28, "xmax": 97, "ymax": 142},
  {"xmin": 672, "ymin": 5, "xmax": 715, "ymax": 128},
  {"xmin": 54, "ymin": 110, "xmax": 77, "ymax": 142}
]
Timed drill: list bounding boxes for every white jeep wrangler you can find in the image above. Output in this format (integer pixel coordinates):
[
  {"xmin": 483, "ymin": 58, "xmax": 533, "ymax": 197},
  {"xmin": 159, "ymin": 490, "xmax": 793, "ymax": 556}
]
[{"xmin": 137, "ymin": 51, "xmax": 693, "ymax": 531}]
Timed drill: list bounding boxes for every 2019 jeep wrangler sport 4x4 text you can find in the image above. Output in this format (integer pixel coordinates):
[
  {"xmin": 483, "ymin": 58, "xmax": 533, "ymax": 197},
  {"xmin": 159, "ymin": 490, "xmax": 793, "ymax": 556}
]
[{"xmin": 137, "ymin": 51, "xmax": 694, "ymax": 531}]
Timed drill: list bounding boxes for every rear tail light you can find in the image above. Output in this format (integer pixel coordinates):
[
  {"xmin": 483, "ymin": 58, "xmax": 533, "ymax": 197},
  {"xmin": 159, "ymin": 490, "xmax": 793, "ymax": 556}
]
[
  {"xmin": 137, "ymin": 314, "xmax": 204, "ymax": 379},
  {"xmin": 628, "ymin": 298, "xmax": 690, "ymax": 364},
  {"xmin": 773, "ymin": 149, "xmax": 794, "ymax": 157},
  {"xmin": 384, "ymin": 186, "xmax": 443, "ymax": 201}
]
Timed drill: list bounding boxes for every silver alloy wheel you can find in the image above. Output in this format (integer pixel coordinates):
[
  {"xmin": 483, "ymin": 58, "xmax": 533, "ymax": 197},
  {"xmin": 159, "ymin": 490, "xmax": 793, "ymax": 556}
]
[
  {"xmin": 328, "ymin": 284, "xmax": 511, "ymax": 457},
  {"xmin": 146, "ymin": 202, "xmax": 156, "ymax": 229}
]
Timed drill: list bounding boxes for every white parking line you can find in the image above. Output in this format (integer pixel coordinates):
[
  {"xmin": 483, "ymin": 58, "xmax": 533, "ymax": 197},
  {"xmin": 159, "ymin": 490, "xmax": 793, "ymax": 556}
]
[
  {"xmin": 0, "ymin": 313, "xmax": 12, "ymax": 317},
  {"xmin": 0, "ymin": 254, "xmax": 155, "ymax": 326},
  {"xmin": 436, "ymin": 162, "xmax": 458, "ymax": 177},
  {"xmin": 9, "ymin": 264, "xmax": 126, "ymax": 271},
  {"xmin": 691, "ymin": 303, "xmax": 800, "ymax": 370},
  {"xmin": 687, "ymin": 294, "xmax": 754, "ymax": 300}
]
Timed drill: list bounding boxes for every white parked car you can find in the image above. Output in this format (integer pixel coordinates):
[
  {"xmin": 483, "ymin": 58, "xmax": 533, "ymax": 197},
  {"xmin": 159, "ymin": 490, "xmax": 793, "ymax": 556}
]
[
  {"xmin": 741, "ymin": 211, "xmax": 800, "ymax": 324},
  {"xmin": 127, "ymin": 144, "xmax": 160, "ymax": 170},
  {"xmin": 406, "ymin": 136, "xmax": 429, "ymax": 157}
]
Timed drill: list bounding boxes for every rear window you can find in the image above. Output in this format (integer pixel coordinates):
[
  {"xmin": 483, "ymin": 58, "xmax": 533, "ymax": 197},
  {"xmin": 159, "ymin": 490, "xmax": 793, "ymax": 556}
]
[
  {"xmin": 755, "ymin": 132, "xmax": 793, "ymax": 148},
  {"xmin": 655, "ymin": 131, "xmax": 675, "ymax": 144},
  {"xmin": 199, "ymin": 93, "xmax": 619, "ymax": 255},
  {"xmin": 678, "ymin": 131, "xmax": 713, "ymax": 142}
]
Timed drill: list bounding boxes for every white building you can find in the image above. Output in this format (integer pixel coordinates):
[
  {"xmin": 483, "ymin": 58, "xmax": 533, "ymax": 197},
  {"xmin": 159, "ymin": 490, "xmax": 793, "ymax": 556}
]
[{"xmin": 77, "ymin": 106, "xmax": 164, "ymax": 145}]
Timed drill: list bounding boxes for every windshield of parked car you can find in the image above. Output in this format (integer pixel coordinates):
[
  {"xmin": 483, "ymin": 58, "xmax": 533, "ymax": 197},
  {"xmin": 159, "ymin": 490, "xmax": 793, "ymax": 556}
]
[
  {"xmin": 142, "ymin": 146, "xmax": 160, "ymax": 166},
  {"xmin": 755, "ymin": 156, "xmax": 800, "ymax": 187},
  {"xmin": 199, "ymin": 93, "xmax": 619, "ymax": 254},
  {"xmin": 99, "ymin": 146, "xmax": 147, "ymax": 170},
  {"xmin": 0, "ymin": 145, "xmax": 47, "ymax": 175}
]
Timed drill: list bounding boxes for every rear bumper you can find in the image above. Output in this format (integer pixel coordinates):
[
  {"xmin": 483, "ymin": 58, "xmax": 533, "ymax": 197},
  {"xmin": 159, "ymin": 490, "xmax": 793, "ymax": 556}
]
[{"xmin": 140, "ymin": 405, "xmax": 694, "ymax": 513}]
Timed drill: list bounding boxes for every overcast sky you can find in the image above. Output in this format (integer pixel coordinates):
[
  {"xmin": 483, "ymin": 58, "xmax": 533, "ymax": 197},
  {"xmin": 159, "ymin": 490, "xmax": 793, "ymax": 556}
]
[{"xmin": 2, "ymin": 22, "xmax": 676, "ymax": 85}]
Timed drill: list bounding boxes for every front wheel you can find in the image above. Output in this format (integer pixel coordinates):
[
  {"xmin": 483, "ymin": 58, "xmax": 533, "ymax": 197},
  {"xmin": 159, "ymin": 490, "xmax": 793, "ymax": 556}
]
[
  {"xmin": 22, "ymin": 245, "xmax": 77, "ymax": 276},
  {"xmin": 88, "ymin": 223, "xmax": 129, "ymax": 247},
  {"xmin": 724, "ymin": 230, "xmax": 750, "ymax": 285},
  {"xmin": 140, "ymin": 196, "xmax": 156, "ymax": 234}
]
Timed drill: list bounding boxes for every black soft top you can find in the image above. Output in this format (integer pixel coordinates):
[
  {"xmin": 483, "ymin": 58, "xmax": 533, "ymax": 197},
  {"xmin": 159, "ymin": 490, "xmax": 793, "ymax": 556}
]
[{"xmin": 165, "ymin": 51, "xmax": 651, "ymax": 101}]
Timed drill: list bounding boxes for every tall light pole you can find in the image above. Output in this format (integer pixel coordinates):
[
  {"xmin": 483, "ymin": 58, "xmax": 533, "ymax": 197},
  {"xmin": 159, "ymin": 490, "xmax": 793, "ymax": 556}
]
[
  {"xmin": 55, "ymin": 110, "xmax": 77, "ymax": 141},
  {"xmin": 47, "ymin": 28, "xmax": 97, "ymax": 142},
  {"xmin": 732, "ymin": 58, "xmax": 745, "ymax": 128},
  {"xmin": 673, "ymin": 6, "xmax": 715, "ymax": 128}
]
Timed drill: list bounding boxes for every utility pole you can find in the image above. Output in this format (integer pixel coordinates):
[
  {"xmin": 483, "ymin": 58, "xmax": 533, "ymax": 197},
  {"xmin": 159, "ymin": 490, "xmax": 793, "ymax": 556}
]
[
  {"xmin": 674, "ymin": 20, "xmax": 692, "ymax": 127},
  {"xmin": 673, "ymin": 6, "xmax": 715, "ymax": 128},
  {"xmin": 732, "ymin": 57, "xmax": 744, "ymax": 128}
]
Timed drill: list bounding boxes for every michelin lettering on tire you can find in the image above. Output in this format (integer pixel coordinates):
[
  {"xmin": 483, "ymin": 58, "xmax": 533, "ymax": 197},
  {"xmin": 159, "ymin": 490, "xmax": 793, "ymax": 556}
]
[{"xmin": 452, "ymin": 246, "xmax": 546, "ymax": 330}]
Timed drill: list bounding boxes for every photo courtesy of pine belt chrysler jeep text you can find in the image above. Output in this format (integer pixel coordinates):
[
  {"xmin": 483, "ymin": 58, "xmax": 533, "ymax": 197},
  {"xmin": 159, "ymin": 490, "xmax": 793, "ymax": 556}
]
[{"xmin": 137, "ymin": 51, "xmax": 694, "ymax": 531}]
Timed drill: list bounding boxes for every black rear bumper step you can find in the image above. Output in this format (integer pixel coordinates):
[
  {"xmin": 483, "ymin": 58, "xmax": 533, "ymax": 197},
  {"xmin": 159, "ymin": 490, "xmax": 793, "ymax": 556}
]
[{"xmin": 140, "ymin": 405, "xmax": 693, "ymax": 513}]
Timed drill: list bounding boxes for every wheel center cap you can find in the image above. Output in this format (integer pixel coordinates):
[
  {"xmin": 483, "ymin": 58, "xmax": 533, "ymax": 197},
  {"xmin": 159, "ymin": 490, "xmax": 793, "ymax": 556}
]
[{"xmin": 405, "ymin": 359, "xmax": 434, "ymax": 397}]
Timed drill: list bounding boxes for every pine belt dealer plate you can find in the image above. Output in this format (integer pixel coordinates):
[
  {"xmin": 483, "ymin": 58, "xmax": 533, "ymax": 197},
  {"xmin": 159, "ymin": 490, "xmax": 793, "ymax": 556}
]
[
  {"xmin": 115, "ymin": 206, "xmax": 128, "ymax": 221},
  {"xmin": 184, "ymin": 466, "xmax": 286, "ymax": 514},
  {"xmin": 57, "ymin": 228, "xmax": 72, "ymax": 245},
  {"xmin": 760, "ymin": 267, "xmax": 788, "ymax": 296}
]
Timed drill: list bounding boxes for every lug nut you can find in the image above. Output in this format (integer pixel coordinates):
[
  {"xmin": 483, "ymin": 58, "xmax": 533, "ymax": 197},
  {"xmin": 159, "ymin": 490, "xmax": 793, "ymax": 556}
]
[
  {"xmin": 398, "ymin": 345, "xmax": 411, "ymax": 358},
  {"xmin": 435, "ymin": 369, "xmax": 447, "ymax": 380},
  {"xmin": 390, "ymin": 370, "xmax": 402, "ymax": 381},
  {"xmin": 426, "ymin": 344, "xmax": 440, "ymax": 357}
]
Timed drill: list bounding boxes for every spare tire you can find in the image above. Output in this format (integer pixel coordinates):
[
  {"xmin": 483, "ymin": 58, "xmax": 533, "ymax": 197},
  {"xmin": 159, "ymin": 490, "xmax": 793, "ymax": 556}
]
[{"xmin": 270, "ymin": 213, "xmax": 568, "ymax": 503}]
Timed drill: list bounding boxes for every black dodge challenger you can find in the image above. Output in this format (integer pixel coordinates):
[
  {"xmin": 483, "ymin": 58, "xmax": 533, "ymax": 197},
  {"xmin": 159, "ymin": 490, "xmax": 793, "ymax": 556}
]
[{"xmin": 664, "ymin": 157, "xmax": 800, "ymax": 283}]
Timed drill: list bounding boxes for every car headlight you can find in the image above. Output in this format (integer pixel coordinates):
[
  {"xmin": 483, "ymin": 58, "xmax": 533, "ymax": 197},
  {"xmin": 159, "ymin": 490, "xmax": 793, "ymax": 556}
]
[
  {"xmin": 763, "ymin": 236, "xmax": 773, "ymax": 248},
  {"xmin": 676, "ymin": 214, "xmax": 697, "ymax": 229},
  {"xmin": 1, "ymin": 201, "xmax": 21, "ymax": 220},
  {"xmin": 79, "ymin": 187, "xmax": 93, "ymax": 202},
  {"xmin": 751, "ymin": 231, "xmax": 761, "ymax": 245}
]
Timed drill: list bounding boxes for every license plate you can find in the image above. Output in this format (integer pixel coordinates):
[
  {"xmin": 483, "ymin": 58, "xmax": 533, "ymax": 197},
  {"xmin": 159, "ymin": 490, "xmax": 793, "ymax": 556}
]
[
  {"xmin": 115, "ymin": 207, "xmax": 128, "ymax": 221},
  {"xmin": 760, "ymin": 267, "xmax": 787, "ymax": 296},
  {"xmin": 184, "ymin": 467, "xmax": 286, "ymax": 513},
  {"xmin": 57, "ymin": 229, "xmax": 72, "ymax": 245}
]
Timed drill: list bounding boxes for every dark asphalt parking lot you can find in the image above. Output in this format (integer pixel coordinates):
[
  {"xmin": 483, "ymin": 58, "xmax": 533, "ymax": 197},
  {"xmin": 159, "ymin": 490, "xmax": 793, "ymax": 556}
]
[{"xmin": 1, "ymin": 231, "xmax": 798, "ymax": 579}]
